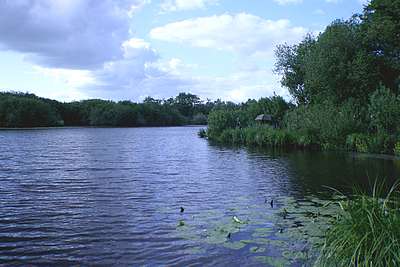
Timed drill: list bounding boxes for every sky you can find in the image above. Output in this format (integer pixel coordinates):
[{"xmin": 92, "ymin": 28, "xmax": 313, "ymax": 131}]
[{"xmin": 0, "ymin": 0, "xmax": 369, "ymax": 102}]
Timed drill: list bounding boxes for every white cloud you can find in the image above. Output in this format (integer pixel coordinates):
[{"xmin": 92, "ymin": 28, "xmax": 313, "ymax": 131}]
[
  {"xmin": 150, "ymin": 13, "xmax": 307, "ymax": 57},
  {"xmin": 0, "ymin": 2, "xmax": 298, "ymax": 102},
  {"xmin": 314, "ymin": 9, "xmax": 326, "ymax": 15},
  {"xmin": 160, "ymin": 0, "xmax": 218, "ymax": 12},
  {"xmin": 147, "ymin": 58, "xmax": 198, "ymax": 75},
  {"xmin": 82, "ymin": 39, "xmax": 191, "ymax": 100},
  {"xmin": 0, "ymin": 0, "xmax": 149, "ymax": 69},
  {"xmin": 273, "ymin": 0, "xmax": 303, "ymax": 5},
  {"xmin": 189, "ymin": 68, "xmax": 288, "ymax": 102},
  {"xmin": 33, "ymin": 66, "xmax": 95, "ymax": 88}
]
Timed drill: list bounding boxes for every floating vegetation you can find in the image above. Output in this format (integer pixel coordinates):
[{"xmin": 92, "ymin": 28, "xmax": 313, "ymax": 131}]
[
  {"xmin": 169, "ymin": 194, "xmax": 344, "ymax": 266},
  {"xmin": 185, "ymin": 246, "xmax": 206, "ymax": 255},
  {"xmin": 254, "ymin": 256, "xmax": 290, "ymax": 267},
  {"xmin": 249, "ymin": 246, "xmax": 266, "ymax": 253},
  {"xmin": 232, "ymin": 216, "xmax": 246, "ymax": 224},
  {"xmin": 223, "ymin": 241, "xmax": 247, "ymax": 250}
]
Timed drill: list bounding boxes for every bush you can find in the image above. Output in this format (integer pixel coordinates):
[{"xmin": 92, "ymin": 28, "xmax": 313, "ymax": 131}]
[
  {"xmin": 346, "ymin": 133, "xmax": 396, "ymax": 154},
  {"xmin": 284, "ymin": 101, "xmax": 362, "ymax": 149},
  {"xmin": 346, "ymin": 133, "xmax": 370, "ymax": 153},
  {"xmin": 191, "ymin": 113, "xmax": 208, "ymax": 125},
  {"xmin": 207, "ymin": 109, "xmax": 251, "ymax": 140},
  {"xmin": 394, "ymin": 141, "xmax": 400, "ymax": 156},
  {"xmin": 368, "ymin": 84, "xmax": 400, "ymax": 135}
]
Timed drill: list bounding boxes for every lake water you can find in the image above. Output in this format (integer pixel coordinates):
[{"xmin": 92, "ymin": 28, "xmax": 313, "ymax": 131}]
[{"xmin": 1, "ymin": 127, "xmax": 399, "ymax": 266}]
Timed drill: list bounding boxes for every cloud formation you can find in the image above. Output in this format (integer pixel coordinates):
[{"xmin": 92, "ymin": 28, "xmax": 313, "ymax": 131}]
[
  {"xmin": 273, "ymin": 0, "xmax": 303, "ymax": 5},
  {"xmin": 0, "ymin": 0, "xmax": 188, "ymax": 100},
  {"xmin": 150, "ymin": 13, "xmax": 307, "ymax": 57},
  {"xmin": 87, "ymin": 39, "xmax": 191, "ymax": 100},
  {"xmin": 0, "ymin": 1, "xmax": 311, "ymax": 102},
  {"xmin": 160, "ymin": 0, "xmax": 218, "ymax": 12},
  {"xmin": 0, "ymin": 0, "xmax": 146, "ymax": 69}
]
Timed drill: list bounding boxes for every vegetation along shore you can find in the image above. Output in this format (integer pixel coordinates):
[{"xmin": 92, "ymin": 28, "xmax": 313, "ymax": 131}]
[{"xmin": 201, "ymin": 0, "xmax": 400, "ymax": 156}]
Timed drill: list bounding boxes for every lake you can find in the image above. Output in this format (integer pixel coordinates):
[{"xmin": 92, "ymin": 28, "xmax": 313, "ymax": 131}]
[{"xmin": 1, "ymin": 127, "xmax": 399, "ymax": 266}]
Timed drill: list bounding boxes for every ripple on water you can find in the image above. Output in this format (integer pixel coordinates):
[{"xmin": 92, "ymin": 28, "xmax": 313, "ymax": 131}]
[{"xmin": 1, "ymin": 127, "xmax": 399, "ymax": 266}]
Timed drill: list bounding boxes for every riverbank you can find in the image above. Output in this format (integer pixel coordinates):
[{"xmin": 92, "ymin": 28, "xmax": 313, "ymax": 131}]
[
  {"xmin": 0, "ymin": 125, "xmax": 206, "ymax": 130},
  {"xmin": 200, "ymin": 125, "xmax": 400, "ymax": 156}
]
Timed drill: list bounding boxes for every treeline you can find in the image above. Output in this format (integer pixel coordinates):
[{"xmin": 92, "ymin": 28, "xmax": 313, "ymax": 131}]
[
  {"xmin": 204, "ymin": 0, "xmax": 400, "ymax": 155},
  {"xmin": 0, "ymin": 92, "xmax": 233, "ymax": 128}
]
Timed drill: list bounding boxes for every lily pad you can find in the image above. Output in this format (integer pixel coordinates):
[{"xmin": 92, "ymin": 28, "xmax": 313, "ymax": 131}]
[
  {"xmin": 250, "ymin": 246, "xmax": 266, "ymax": 253},
  {"xmin": 254, "ymin": 256, "xmax": 290, "ymax": 267}
]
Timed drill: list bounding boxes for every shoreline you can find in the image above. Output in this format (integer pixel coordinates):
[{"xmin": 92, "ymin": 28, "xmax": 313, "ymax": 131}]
[{"xmin": 0, "ymin": 125, "xmax": 206, "ymax": 130}]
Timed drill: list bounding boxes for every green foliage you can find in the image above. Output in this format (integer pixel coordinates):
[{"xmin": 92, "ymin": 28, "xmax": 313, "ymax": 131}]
[
  {"xmin": 275, "ymin": 20, "xmax": 380, "ymax": 105},
  {"xmin": 191, "ymin": 113, "xmax": 208, "ymax": 125},
  {"xmin": 275, "ymin": 34, "xmax": 316, "ymax": 105},
  {"xmin": 212, "ymin": 126, "xmax": 296, "ymax": 148},
  {"xmin": 346, "ymin": 133, "xmax": 370, "ymax": 153},
  {"xmin": 0, "ymin": 92, "xmax": 61, "ymax": 127},
  {"xmin": 362, "ymin": 0, "xmax": 400, "ymax": 90},
  {"xmin": 317, "ymin": 182, "xmax": 400, "ymax": 266},
  {"xmin": 394, "ymin": 141, "xmax": 400, "ymax": 156},
  {"xmin": 207, "ymin": 109, "xmax": 252, "ymax": 140},
  {"xmin": 284, "ymin": 101, "xmax": 362, "ymax": 149},
  {"xmin": 368, "ymin": 84, "xmax": 400, "ymax": 134},
  {"xmin": 0, "ymin": 91, "xmax": 215, "ymax": 128},
  {"xmin": 264, "ymin": 0, "xmax": 400, "ymax": 155},
  {"xmin": 244, "ymin": 95, "xmax": 292, "ymax": 126},
  {"xmin": 346, "ymin": 132, "xmax": 396, "ymax": 154}
]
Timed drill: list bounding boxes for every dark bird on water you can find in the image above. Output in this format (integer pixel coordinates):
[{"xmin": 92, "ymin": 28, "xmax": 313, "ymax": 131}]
[
  {"xmin": 227, "ymin": 233, "xmax": 231, "ymax": 239},
  {"xmin": 270, "ymin": 199, "xmax": 274, "ymax": 208},
  {"xmin": 180, "ymin": 207, "xmax": 184, "ymax": 213}
]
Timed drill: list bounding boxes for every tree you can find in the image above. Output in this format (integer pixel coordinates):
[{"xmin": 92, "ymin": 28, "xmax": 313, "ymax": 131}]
[
  {"xmin": 368, "ymin": 84, "xmax": 400, "ymax": 134},
  {"xmin": 174, "ymin": 92, "xmax": 202, "ymax": 117},
  {"xmin": 275, "ymin": 34, "xmax": 315, "ymax": 105},
  {"xmin": 362, "ymin": 0, "xmax": 400, "ymax": 91}
]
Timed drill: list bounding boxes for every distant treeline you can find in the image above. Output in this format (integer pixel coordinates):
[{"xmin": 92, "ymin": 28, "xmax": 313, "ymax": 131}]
[
  {"xmin": 0, "ymin": 92, "xmax": 237, "ymax": 128},
  {"xmin": 204, "ymin": 0, "xmax": 400, "ymax": 155}
]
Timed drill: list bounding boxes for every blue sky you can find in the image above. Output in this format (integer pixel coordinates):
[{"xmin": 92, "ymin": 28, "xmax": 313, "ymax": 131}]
[{"xmin": 0, "ymin": 0, "xmax": 368, "ymax": 102}]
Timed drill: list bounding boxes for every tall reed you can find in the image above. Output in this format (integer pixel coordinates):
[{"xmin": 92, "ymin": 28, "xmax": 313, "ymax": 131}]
[{"xmin": 317, "ymin": 181, "xmax": 400, "ymax": 266}]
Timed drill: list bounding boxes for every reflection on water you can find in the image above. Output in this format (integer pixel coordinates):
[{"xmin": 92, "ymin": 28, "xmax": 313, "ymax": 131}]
[{"xmin": 0, "ymin": 127, "xmax": 399, "ymax": 266}]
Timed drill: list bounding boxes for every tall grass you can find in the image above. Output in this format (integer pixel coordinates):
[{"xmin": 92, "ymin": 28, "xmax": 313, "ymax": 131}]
[{"xmin": 317, "ymin": 181, "xmax": 400, "ymax": 266}]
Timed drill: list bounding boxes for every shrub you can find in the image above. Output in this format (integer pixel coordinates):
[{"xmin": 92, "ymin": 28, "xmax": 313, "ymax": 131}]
[
  {"xmin": 207, "ymin": 109, "xmax": 251, "ymax": 140},
  {"xmin": 368, "ymin": 84, "xmax": 400, "ymax": 135},
  {"xmin": 191, "ymin": 113, "xmax": 208, "ymax": 125},
  {"xmin": 346, "ymin": 133, "xmax": 370, "ymax": 153},
  {"xmin": 394, "ymin": 141, "xmax": 400, "ymax": 156},
  {"xmin": 284, "ymin": 101, "xmax": 362, "ymax": 149}
]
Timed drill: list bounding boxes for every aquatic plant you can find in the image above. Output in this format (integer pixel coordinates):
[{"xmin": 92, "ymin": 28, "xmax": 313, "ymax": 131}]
[{"xmin": 317, "ymin": 181, "xmax": 400, "ymax": 266}]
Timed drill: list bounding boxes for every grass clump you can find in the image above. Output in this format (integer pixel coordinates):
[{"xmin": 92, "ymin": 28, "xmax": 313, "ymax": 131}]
[{"xmin": 317, "ymin": 181, "xmax": 400, "ymax": 266}]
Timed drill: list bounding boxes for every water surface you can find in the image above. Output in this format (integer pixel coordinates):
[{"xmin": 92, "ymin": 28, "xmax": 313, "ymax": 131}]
[{"xmin": 1, "ymin": 127, "xmax": 399, "ymax": 266}]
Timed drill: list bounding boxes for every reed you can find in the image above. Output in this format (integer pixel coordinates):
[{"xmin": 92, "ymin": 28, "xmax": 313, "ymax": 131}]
[{"xmin": 317, "ymin": 181, "xmax": 400, "ymax": 266}]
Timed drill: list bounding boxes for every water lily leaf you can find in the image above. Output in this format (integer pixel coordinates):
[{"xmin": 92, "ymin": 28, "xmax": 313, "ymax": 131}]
[
  {"xmin": 233, "ymin": 216, "xmax": 246, "ymax": 224},
  {"xmin": 249, "ymin": 246, "xmax": 266, "ymax": 253},
  {"xmin": 223, "ymin": 241, "xmax": 247, "ymax": 250},
  {"xmin": 255, "ymin": 256, "xmax": 290, "ymax": 267}
]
